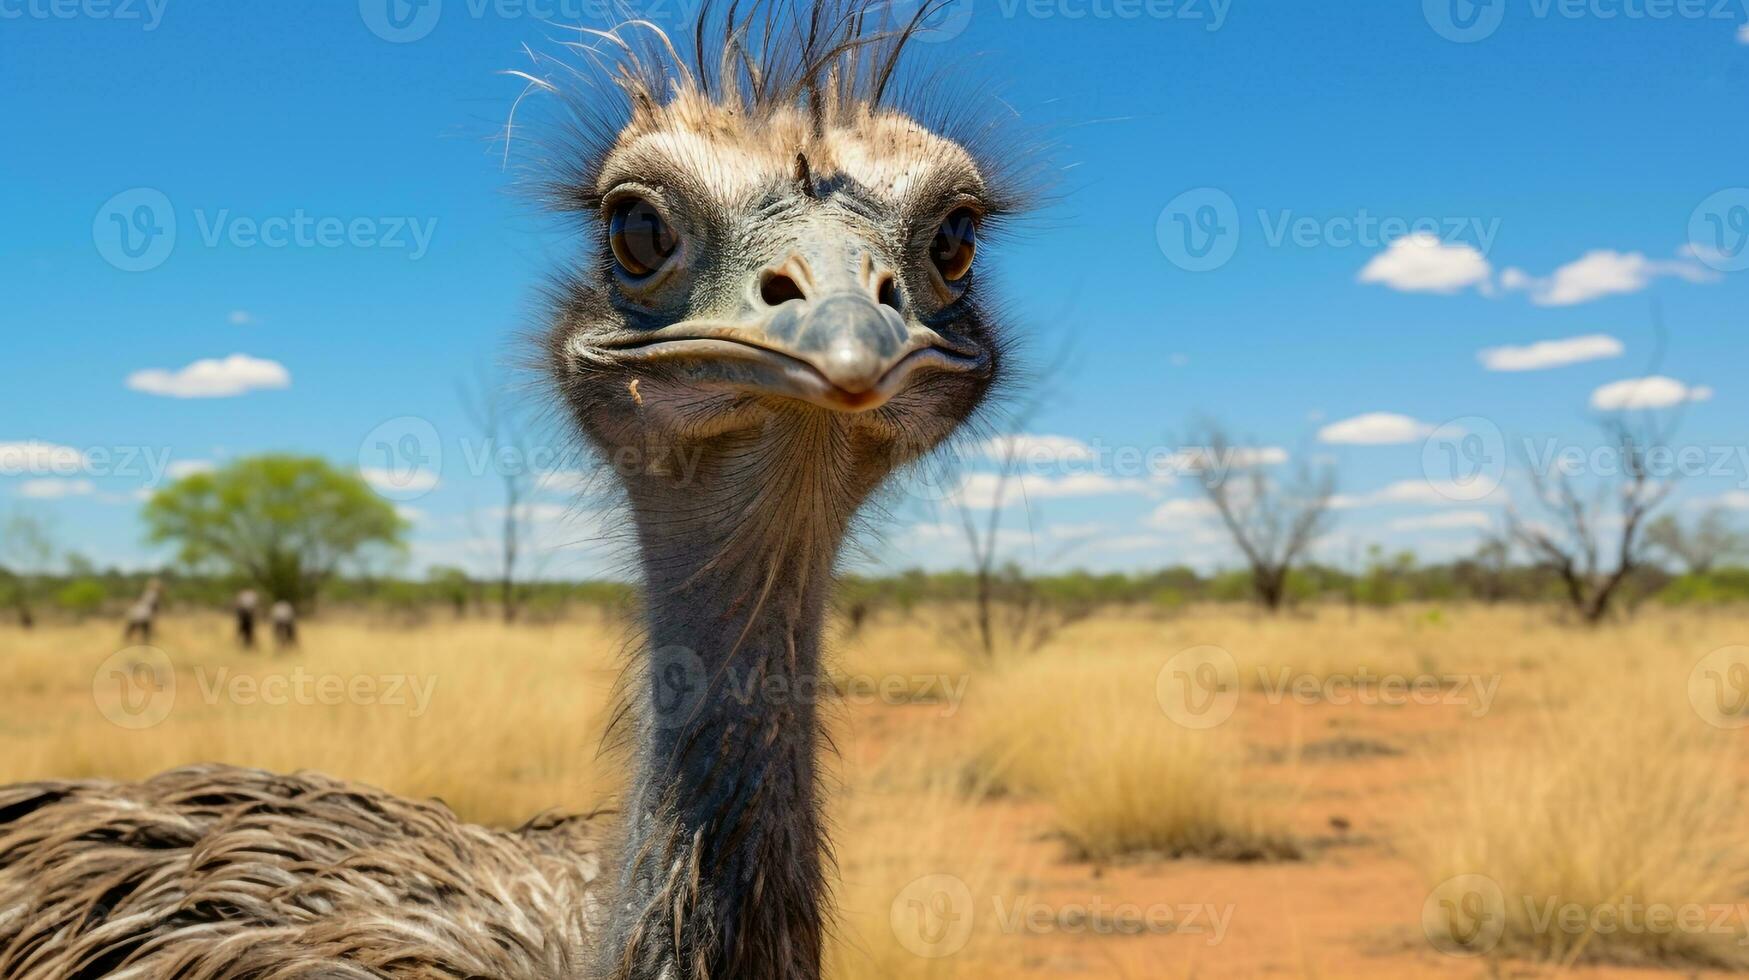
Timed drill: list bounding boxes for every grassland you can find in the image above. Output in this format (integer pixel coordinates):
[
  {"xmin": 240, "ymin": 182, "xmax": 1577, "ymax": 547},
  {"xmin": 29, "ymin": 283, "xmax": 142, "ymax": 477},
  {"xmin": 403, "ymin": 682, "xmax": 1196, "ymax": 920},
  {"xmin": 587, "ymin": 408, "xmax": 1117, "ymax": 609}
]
[{"xmin": 3, "ymin": 605, "xmax": 1747, "ymax": 978}]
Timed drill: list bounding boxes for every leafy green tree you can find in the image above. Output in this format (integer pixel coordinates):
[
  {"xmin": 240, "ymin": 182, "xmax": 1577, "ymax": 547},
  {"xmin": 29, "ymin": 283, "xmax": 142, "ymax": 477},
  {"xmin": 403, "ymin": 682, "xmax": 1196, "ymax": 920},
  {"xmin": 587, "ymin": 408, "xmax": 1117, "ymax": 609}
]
[
  {"xmin": 428, "ymin": 565, "xmax": 474, "ymax": 618},
  {"xmin": 1358, "ymin": 547, "xmax": 1417, "ymax": 608},
  {"xmin": 56, "ymin": 579, "xmax": 108, "ymax": 619},
  {"xmin": 1645, "ymin": 508, "xmax": 1747, "ymax": 575},
  {"xmin": 0, "ymin": 510, "xmax": 59, "ymax": 628},
  {"xmin": 144, "ymin": 456, "xmax": 407, "ymax": 611}
]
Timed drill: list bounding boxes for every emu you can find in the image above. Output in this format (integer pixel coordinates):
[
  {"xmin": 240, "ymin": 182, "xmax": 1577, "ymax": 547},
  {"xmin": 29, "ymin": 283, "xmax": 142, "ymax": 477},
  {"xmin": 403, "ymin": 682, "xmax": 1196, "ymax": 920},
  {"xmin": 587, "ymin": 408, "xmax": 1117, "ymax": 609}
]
[
  {"xmin": 121, "ymin": 577, "xmax": 163, "ymax": 645},
  {"xmin": 0, "ymin": 5, "xmax": 1024, "ymax": 977},
  {"xmin": 269, "ymin": 599, "xmax": 297, "ymax": 651}
]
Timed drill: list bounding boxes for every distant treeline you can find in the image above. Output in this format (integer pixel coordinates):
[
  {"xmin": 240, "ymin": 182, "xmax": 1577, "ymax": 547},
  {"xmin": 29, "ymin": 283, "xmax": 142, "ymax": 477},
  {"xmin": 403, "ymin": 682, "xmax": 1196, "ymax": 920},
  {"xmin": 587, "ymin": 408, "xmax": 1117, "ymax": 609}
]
[
  {"xmin": 836, "ymin": 561, "xmax": 1749, "ymax": 613},
  {"xmin": 4, "ymin": 557, "xmax": 1749, "ymax": 626}
]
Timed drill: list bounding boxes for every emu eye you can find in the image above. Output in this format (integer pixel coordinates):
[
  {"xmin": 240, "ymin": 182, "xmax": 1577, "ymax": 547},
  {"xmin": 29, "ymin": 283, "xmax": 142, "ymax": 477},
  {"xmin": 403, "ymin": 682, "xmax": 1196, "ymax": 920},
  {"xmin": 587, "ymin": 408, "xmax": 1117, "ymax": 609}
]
[
  {"xmin": 929, "ymin": 208, "xmax": 979, "ymax": 283},
  {"xmin": 609, "ymin": 198, "xmax": 678, "ymax": 278}
]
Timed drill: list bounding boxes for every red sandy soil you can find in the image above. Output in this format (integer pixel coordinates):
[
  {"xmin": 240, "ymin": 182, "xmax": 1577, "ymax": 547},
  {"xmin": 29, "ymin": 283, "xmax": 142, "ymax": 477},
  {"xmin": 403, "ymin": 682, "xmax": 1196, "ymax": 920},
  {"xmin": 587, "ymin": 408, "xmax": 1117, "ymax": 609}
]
[{"xmin": 838, "ymin": 693, "xmax": 1745, "ymax": 980}]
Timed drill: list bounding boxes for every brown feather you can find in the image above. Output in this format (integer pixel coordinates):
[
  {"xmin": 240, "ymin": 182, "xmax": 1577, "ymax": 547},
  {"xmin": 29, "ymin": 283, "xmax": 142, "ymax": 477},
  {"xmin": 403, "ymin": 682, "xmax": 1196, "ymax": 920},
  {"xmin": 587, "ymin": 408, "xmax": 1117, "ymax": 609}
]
[{"xmin": 0, "ymin": 766, "xmax": 605, "ymax": 978}]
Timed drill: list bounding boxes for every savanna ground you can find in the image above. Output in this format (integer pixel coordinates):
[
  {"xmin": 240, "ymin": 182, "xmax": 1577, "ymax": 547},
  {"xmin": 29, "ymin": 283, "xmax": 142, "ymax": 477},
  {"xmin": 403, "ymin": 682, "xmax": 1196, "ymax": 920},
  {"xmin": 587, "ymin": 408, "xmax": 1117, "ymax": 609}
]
[{"xmin": 3, "ymin": 605, "xmax": 1749, "ymax": 978}]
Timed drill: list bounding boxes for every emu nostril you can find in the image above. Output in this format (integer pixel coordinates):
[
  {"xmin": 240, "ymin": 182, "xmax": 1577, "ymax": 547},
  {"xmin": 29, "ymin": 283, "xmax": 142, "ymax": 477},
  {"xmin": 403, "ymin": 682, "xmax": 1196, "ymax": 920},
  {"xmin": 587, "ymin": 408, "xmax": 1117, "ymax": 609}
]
[
  {"xmin": 760, "ymin": 272, "xmax": 806, "ymax": 307},
  {"xmin": 876, "ymin": 276, "xmax": 902, "ymax": 312}
]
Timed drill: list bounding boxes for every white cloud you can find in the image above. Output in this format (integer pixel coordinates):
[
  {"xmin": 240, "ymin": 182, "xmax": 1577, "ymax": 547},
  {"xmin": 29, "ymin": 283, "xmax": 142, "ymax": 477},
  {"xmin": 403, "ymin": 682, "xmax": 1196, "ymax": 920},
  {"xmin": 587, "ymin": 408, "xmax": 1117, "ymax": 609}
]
[
  {"xmin": 228, "ymin": 310, "xmax": 257, "ymax": 326},
  {"xmin": 950, "ymin": 471, "xmax": 1151, "ymax": 509},
  {"xmin": 981, "ymin": 434, "xmax": 1097, "ymax": 466},
  {"xmin": 1046, "ymin": 522, "xmax": 1112, "ymax": 541},
  {"xmin": 0, "ymin": 441, "xmax": 89, "ymax": 477},
  {"xmin": 1387, "ymin": 511, "xmax": 1494, "ymax": 532},
  {"xmin": 1091, "ymin": 534, "xmax": 1180, "ymax": 553},
  {"xmin": 535, "ymin": 470, "xmax": 600, "ymax": 496},
  {"xmin": 902, "ymin": 521, "xmax": 1037, "ymax": 552},
  {"xmin": 1145, "ymin": 497, "xmax": 1220, "ymax": 528},
  {"xmin": 1589, "ymin": 376, "xmax": 1714, "ymax": 411},
  {"xmin": 1168, "ymin": 446, "xmax": 1289, "ymax": 473},
  {"xmin": 1499, "ymin": 249, "xmax": 1716, "ymax": 307},
  {"xmin": 1716, "ymin": 491, "xmax": 1749, "ymax": 510},
  {"xmin": 165, "ymin": 460, "xmax": 216, "ymax": 480},
  {"xmin": 361, "ymin": 467, "xmax": 441, "ymax": 494},
  {"xmin": 1357, "ymin": 234, "xmax": 1492, "ymax": 294},
  {"xmin": 1331, "ymin": 479, "xmax": 1483, "ymax": 509},
  {"xmin": 1318, "ymin": 412, "xmax": 1436, "ymax": 445},
  {"xmin": 127, "ymin": 354, "xmax": 291, "ymax": 399},
  {"xmin": 1478, "ymin": 333, "xmax": 1624, "ymax": 372},
  {"xmin": 1738, "ymin": 23, "xmax": 1749, "ymax": 43},
  {"xmin": 17, "ymin": 478, "xmax": 95, "ymax": 499},
  {"xmin": 395, "ymin": 506, "xmax": 426, "ymax": 523}
]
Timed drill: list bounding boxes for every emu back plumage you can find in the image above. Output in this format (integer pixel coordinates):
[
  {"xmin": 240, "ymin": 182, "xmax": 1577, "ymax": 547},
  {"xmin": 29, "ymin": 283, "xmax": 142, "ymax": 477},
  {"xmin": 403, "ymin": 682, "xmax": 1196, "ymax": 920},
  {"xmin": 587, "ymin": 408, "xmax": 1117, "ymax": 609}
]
[{"xmin": 0, "ymin": 765, "xmax": 605, "ymax": 979}]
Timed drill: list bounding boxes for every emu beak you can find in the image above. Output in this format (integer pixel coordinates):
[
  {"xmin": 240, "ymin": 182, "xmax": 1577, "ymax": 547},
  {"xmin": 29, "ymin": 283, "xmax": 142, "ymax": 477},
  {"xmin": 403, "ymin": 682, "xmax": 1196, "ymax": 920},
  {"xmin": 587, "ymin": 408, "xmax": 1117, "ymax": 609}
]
[
  {"xmin": 596, "ymin": 292, "xmax": 987, "ymax": 414},
  {"xmin": 792, "ymin": 295, "xmax": 907, "ymax": 396}
]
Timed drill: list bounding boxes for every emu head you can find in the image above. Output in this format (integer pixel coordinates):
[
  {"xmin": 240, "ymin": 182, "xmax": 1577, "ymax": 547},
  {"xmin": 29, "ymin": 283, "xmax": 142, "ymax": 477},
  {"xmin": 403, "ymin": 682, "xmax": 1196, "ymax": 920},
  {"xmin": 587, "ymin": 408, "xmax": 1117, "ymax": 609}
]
[{"xmin": 544, "ymin": 8, "xmax": 1024, "ymax": 505}]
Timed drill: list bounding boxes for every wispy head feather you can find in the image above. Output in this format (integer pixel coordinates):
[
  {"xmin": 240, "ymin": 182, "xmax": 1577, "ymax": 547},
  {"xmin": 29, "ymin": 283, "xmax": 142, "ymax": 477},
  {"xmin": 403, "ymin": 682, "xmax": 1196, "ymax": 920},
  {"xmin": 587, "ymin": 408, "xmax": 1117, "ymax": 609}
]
[{"xmin": 502, "ymin": 0, "xmax": 1045, "ymax": 226}]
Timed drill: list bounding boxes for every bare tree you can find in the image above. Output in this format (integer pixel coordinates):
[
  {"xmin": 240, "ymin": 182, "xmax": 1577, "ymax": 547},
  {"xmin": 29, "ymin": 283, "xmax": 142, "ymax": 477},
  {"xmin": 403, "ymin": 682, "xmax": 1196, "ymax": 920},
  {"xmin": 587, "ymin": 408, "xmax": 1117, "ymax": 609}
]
[
  {"xmin": 1644, "ymin": 506, "xmax": 1746, "ymax": 575},
  {"xmin": 944, "ymin": 428, "xmax": 1095, "ymax": 661},
  {"xmin": 1190, "ymin": 423, "xmax": 1336, "ymax": 611},
  {"xmin": 0, "ymin": 510, "xmax": 59, "ymax": 628},
  {"xmin": 1507, "ymin": 417, "xmax": 1673, "ymax": 624},
  {"xmin": 459, "ymin": 371, "xmax": 547, "ymax": 624}
]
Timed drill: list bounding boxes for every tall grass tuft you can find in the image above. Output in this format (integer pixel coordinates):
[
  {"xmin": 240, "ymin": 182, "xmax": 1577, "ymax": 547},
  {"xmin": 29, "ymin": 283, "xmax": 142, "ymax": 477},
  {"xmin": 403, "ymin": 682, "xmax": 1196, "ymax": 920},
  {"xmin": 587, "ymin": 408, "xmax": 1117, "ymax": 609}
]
[
  {"xmin": 1417, "ymin": 654, "xmax": 1749, "ymax": 969},
  {"xmin": 966, "ymin": 651, "xmax": 1298, "ymax": 862}
]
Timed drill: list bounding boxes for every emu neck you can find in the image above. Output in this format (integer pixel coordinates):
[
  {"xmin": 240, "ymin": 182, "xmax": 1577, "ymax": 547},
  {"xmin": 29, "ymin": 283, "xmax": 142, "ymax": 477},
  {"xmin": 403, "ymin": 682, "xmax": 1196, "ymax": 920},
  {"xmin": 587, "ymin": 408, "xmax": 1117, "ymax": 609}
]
[{"xmin": 604, "ymin": 425, "xmax": 873, "ymax": 980}]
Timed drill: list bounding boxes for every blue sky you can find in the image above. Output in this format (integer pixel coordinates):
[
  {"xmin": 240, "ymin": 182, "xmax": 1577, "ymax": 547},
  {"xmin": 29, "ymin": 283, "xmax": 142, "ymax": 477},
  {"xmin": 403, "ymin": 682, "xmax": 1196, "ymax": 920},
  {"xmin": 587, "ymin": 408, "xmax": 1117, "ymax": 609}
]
[{"xmin": 2, "ymin": 0, "xmax": 1747, "ymax": 579}]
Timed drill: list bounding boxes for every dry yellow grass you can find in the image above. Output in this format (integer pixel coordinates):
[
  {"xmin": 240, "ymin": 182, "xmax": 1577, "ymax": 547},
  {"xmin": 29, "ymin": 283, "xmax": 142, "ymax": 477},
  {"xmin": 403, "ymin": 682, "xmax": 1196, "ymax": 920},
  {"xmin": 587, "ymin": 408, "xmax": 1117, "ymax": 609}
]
[
  {"xmin": 1415, "ymin": 631, "xmax": 1749, "ymax": 970},
  {"xmin": 3, "ymin": 604, "xmax": 1747, "ymax": 978},
  {"xmin": 0, "ymin": 614, "xmax": 624, "ymax": 824},
  {"xmin": 825, "ymin": 742, "xmax": 1023, "ymax": 980},
  {"xmin": 964, "ymin": 645, "xmax": 1299, "ymax": 863}
]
